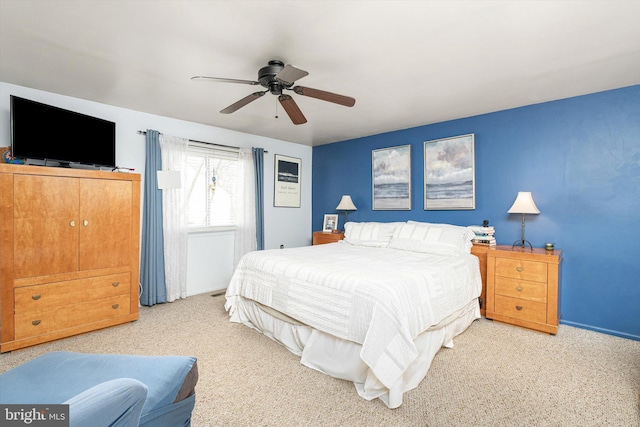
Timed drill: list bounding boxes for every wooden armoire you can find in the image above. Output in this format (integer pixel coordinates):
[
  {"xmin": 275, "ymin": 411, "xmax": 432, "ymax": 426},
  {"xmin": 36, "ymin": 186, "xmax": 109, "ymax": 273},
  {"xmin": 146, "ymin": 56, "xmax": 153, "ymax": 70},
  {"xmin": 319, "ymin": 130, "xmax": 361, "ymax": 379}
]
[{"xmin": 0, "ymin": 164, "xmax": 140, "ymax": 352}]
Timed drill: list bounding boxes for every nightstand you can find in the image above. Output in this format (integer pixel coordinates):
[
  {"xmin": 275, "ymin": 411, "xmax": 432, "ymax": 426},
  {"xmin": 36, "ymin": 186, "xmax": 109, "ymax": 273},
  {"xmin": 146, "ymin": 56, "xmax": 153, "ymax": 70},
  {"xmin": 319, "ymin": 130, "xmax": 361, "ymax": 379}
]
[
  {"xmin": 485, "ymin": 244, "xmax": 562, "ymax": 334},
  {"xmin": 312, "ymin": 231, "xmax": 344, "ymax": 245},
  {"xmin": 470, "ymin": 244, "xmax": 489, "ymax": 317}
]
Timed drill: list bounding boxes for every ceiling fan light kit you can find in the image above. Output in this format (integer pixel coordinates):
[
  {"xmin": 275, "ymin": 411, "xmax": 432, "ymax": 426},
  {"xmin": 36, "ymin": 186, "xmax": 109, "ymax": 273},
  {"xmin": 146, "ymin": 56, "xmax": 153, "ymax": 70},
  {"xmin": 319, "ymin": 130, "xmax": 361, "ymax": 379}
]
[{"xmin": 192, "ymin": 60, "xmax": 355, "ymax": 125}]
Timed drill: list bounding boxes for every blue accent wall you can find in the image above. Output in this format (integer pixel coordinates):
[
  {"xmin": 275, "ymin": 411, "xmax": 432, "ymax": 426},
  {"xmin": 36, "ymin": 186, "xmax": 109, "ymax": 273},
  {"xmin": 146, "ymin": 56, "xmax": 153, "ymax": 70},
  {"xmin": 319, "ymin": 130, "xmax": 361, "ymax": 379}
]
[{"xmin": 312, "ymin": 85, "xmax": 640, "ymax": 340}]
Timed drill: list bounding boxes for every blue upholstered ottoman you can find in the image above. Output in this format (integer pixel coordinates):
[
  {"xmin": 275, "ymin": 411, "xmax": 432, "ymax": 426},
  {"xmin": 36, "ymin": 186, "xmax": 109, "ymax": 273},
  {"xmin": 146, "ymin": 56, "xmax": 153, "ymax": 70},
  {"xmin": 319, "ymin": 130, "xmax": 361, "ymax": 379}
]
[{"xmin": 0, "ymin": 352, "xmax": 198, "ymax": 427}]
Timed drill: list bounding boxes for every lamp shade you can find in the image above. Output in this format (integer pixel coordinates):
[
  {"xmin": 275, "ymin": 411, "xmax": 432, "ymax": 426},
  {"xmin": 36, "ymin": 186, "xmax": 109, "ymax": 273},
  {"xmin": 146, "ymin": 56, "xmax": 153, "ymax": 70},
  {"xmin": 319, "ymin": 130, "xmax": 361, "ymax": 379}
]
[
  {"xmin": 336, "ymin": 195, "xmax": 357, "ymax": 211},
  {"xmin": 157, "ymin": 170, "xmax": 182, "ymax": 190},
  {"xmin": 508, "ymin": 192, "xmax": 539, "ymax": 214}
]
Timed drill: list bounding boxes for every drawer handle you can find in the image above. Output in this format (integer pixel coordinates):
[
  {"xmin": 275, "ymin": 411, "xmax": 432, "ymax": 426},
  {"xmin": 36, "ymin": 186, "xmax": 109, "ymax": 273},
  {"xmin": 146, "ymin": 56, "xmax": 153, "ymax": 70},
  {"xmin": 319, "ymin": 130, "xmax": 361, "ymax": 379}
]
[
  {"xmin": 70, "ymin": 220, "xmax": 76, "ymax": 227},
  {"xmin": 112, "ymin": 282, "xmax": 120, "ymax": 287},
  {"xmin": 32, "ymin": 294, "xmax": 42, "ymax": 300},
  {"xmin": 112, "ymin": 304, "xmax": 119, "ymax": 309},
  {"xmin": 516, "ymin": 286, "xmax": 523, "ymax": 292},
  {"xmin": 32, "ymin": 320, "xmax": 41, "ymax": 326},
  {"xmin": 515, "ymin": 305, "xmax": 523, "ymax": 311},
  {"xmin": 516, "ymin": 267, "xmax": 524, "ymax": 272}
]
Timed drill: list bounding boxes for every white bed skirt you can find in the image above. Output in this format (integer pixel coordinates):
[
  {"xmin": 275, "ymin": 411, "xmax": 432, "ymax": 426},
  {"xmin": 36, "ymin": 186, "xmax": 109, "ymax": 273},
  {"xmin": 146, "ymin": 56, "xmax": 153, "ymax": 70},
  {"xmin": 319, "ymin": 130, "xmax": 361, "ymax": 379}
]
[{"xmin": 227, "ymin": 296, "xmax": 480, "ymax": 408}]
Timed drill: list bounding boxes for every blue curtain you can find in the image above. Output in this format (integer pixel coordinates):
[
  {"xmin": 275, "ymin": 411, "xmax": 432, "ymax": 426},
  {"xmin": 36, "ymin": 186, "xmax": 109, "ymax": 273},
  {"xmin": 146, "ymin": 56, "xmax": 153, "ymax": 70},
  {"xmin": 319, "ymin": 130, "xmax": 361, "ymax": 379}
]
[
  {"xmin": 253, "ymin": 147, "xmax": 265, "ymax": 250},
  {"xmin": 140, "ymin": 130, "xmax": 167, "ymax": 306}
]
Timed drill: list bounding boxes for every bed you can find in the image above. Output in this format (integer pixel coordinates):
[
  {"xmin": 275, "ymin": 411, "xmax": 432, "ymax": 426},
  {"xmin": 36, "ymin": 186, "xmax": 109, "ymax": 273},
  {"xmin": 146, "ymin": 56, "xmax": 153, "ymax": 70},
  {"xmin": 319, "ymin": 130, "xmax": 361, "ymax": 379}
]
[{"xmin": 225, "ymin": 221, "xmax": 482, "ymax": 408}]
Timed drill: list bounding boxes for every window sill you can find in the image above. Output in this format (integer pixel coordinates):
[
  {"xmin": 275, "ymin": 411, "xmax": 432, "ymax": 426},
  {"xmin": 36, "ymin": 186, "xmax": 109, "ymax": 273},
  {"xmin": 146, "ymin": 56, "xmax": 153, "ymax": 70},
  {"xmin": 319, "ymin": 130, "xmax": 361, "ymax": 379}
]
[{"xmin": 188, "ymin": 225, "xmax": 236, "ymax": 234}]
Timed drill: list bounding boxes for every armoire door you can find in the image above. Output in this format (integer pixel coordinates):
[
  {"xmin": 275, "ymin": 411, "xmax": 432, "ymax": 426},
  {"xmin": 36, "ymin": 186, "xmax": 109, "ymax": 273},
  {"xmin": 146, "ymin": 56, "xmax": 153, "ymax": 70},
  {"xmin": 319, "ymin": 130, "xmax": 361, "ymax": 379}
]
[
  {"xmin": 13, "ymin": 175, "xmax": 80, "ymax": 278},
  {"xmin": 78, "ymin": 178, "xmax": 132, "ymax": 271}
]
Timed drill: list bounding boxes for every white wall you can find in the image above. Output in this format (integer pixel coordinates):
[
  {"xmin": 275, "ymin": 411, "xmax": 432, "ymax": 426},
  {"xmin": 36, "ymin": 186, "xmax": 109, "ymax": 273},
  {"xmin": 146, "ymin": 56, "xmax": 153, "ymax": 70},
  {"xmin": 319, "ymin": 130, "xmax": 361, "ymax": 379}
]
[{"xmin": 0, "ymin": 82, "xmax": 313, "ymax": 296}]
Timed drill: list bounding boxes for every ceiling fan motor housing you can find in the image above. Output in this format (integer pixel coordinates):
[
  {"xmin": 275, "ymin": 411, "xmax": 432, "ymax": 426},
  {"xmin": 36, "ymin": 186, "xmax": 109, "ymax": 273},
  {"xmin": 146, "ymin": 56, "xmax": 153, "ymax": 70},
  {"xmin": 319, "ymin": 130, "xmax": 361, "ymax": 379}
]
[{"xmin": 259, "ymin": 60, "xmax": 288, "ymax": 94}]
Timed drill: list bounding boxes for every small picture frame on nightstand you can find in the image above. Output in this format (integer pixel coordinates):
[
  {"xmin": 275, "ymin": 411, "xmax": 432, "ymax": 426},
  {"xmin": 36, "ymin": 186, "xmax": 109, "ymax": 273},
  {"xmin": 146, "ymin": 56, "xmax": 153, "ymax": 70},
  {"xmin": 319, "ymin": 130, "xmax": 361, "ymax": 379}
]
[{"xmin": 323, "ymin": 214, "xmax": 338, "ymax": 232}]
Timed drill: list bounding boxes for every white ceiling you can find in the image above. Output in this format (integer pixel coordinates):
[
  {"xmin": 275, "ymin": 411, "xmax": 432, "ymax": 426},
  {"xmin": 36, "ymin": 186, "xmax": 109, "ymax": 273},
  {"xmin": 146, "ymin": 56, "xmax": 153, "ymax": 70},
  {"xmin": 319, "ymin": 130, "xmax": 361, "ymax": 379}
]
[{"xmin": 2, "ymin": 1, "xmax": 639, "ymax": 146}]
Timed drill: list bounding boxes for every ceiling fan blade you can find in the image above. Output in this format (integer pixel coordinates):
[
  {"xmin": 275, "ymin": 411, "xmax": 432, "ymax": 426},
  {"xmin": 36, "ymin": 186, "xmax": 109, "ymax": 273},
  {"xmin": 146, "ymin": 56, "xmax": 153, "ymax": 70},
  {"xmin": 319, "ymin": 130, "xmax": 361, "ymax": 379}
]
[
  {"xmin": 278, "ymin": 94, "xmax": 307, "ymax": 125},
  {"xmin": 275, "ymin": 64, "xmax": 309, "ymax": 85},
  {"xmin": 220, "ymin": 91, "xmax": 266, "ymax": 114},
  {"xmin": 191, "ymin": 76, "xmax": 260, "ymax": 85},
  {"xmin": 292, "ymin": 86, "xmax": 356, "ymax": 107}
]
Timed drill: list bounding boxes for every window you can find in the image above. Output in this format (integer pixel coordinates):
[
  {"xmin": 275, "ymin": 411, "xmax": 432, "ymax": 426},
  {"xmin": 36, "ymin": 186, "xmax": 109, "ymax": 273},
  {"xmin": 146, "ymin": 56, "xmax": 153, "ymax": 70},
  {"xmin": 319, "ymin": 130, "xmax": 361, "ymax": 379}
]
[{"xmin": 185, "ymin": 142, "xmax": 239, "ymax": 229}]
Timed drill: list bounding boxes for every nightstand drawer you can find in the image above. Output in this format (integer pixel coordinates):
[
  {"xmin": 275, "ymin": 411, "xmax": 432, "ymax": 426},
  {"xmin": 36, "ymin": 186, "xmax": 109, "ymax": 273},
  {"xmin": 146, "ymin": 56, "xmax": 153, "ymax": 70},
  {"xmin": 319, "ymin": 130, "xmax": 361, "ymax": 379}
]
[
  {"xmin": 494, "ymin": 295, "xmax": 547, "ymax": 324},
  {"xmin": 495, "ymin": 258, "xmax": 547, "ymax": 282},
  {"xmin": 494, "ymin": 276, "xmax": 547, "ymax": 303}
]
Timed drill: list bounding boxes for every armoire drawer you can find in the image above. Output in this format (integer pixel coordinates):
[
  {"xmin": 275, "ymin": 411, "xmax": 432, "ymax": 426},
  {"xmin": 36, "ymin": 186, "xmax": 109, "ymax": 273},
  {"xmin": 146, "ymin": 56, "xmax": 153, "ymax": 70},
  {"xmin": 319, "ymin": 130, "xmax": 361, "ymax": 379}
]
[
  {"xmin": 14, "ymin": 273, "xmax": 130, "ymax": 314},
  {"xmin": 494, "ymin": 276, "xmax": 547, "ymax": 303},
  {"xmin": 494, "ymin": 258, "xmax": 547, "ymax": 282},
  {"xmin": 14, "ymin": 294, "xmax": 131, "ymax": 340},
  {"xmin": 494, "ymin": 295, "xmax": 547, "ymax": 324}
]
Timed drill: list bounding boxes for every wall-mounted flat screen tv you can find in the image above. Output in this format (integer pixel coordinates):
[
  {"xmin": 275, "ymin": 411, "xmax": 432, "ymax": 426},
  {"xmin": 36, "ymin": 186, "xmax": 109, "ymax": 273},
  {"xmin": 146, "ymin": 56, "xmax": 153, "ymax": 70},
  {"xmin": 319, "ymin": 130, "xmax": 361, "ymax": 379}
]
[{"xmin": 10, "ymin": 95, "xmax": 116, "ymax": 168}]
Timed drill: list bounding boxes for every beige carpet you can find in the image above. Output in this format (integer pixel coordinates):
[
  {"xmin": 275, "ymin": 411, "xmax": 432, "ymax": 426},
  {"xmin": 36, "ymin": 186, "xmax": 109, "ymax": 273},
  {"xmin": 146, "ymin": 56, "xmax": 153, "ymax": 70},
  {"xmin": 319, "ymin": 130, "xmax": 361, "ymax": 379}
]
[{"xmin": 1, "ymin": 293, "xmax": 638, "ymax": 426}]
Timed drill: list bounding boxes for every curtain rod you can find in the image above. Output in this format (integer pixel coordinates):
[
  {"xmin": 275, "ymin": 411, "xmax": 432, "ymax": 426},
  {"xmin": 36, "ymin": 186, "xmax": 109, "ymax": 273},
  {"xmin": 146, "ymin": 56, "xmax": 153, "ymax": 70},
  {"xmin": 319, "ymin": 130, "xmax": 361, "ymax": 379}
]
[{"xmin": 137, "ymin": 130, "xmax": 267, "ymax": 153}]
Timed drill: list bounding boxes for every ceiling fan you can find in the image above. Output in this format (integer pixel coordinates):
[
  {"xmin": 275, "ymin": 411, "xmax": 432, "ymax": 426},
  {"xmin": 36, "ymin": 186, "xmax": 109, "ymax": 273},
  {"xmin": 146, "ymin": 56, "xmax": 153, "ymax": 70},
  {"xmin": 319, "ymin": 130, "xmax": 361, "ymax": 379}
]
[{"xmin": 191, "ymin": 60, "xmax": 356, "ymax": 125}]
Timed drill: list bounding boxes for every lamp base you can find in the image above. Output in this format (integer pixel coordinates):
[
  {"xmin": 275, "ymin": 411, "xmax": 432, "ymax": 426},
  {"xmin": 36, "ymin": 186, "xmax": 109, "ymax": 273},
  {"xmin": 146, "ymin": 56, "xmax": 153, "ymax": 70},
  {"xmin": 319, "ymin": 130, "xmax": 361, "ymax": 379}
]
[
  {"xmin": 512, "ymin": 239, "xmax": 534, "ymax": 251},
  {"xmin": 338, "ymin": 211, "xmax": 351, "ymax": 232}
]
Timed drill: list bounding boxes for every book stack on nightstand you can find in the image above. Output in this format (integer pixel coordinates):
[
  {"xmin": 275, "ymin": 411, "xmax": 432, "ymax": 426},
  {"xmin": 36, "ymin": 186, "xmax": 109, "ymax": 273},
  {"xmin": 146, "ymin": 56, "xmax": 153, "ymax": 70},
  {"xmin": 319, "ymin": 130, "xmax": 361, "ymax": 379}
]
[{"xmin": 469, "ymin": 225, "xmax": 496, "ymax": 246}]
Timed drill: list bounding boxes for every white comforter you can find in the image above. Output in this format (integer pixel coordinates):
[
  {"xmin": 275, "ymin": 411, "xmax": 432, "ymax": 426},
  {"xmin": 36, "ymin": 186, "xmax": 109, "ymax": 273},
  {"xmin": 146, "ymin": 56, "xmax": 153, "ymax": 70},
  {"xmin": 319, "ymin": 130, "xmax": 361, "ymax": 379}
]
[{"xmin": 225, "ymin": 242, "xmax": 482, "ymax": 389}]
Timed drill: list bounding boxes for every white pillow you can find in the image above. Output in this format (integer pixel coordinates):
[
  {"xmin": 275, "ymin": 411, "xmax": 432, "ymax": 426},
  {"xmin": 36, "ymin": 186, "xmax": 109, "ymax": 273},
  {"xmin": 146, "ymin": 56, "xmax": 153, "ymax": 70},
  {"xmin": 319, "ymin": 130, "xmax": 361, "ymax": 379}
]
[
  {"xmin": 343, "ymin": 222, "xmax": 401, "ymax": 247},
  {"xmin": 388, "ymin": 221, "xmax": 475, "ymax": 255}
]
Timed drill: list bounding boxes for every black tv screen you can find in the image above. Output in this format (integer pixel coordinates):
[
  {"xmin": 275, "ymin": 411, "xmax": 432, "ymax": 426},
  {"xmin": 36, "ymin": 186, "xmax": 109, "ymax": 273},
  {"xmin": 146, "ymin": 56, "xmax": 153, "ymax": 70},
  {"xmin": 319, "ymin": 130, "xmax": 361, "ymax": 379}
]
[{"xmin": 10, "ymin": 95, "xmax": 116, "ymax": 168}]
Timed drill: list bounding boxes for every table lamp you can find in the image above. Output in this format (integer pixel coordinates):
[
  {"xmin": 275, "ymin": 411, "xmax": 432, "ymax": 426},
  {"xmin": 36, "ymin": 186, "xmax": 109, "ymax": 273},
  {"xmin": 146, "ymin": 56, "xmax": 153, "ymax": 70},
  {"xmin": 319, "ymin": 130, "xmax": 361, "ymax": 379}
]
[
  {"xmin": 336, "ymin": 195, "xmax": 357, "ymax": 226},
  {"xmin": 508, "ymin": 191, "xmax": 539, "ymax": 249}
]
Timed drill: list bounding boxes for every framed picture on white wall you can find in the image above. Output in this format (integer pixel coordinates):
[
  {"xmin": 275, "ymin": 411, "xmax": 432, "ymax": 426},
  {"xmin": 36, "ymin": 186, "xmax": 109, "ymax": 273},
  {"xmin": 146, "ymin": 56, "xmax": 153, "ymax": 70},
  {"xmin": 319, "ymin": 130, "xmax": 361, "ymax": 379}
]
[{"xmin": 274, "ymin": 154, "xmax": 301, "ymax": 208}]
